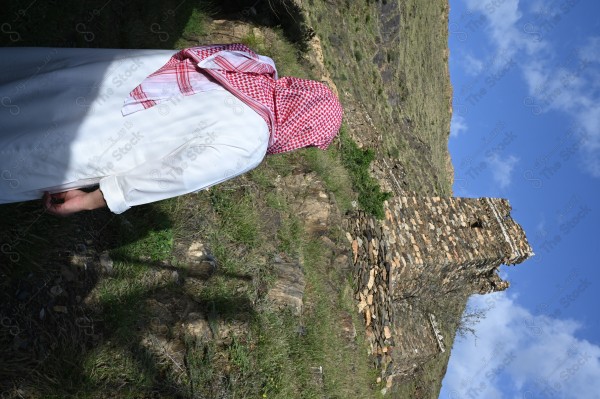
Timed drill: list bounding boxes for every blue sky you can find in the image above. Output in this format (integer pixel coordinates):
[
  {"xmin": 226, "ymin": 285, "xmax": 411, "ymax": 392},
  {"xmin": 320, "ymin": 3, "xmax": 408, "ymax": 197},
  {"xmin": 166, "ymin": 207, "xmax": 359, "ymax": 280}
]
[{"xmin": 440, "ymin": 1, "xmax": 600, "ymax": 398}]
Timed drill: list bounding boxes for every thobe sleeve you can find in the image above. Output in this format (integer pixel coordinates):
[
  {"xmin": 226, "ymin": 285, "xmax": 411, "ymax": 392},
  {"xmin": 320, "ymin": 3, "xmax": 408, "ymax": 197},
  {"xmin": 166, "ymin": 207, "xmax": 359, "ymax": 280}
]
[{"xmin": 98, "ymin": 134, "xmax": 267, "ymax": 214}]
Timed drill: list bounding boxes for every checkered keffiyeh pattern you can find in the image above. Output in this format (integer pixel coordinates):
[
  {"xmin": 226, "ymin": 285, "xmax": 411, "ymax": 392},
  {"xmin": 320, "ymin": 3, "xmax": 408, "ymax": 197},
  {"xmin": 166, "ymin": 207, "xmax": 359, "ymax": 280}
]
[{"xmin": 122, "ymin": 44, "xmax": 343, "ymax": 154}]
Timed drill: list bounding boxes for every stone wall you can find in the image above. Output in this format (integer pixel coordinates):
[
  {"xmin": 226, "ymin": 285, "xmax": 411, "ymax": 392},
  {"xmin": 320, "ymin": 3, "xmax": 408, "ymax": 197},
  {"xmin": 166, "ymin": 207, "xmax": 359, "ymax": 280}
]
[{"xmin": 344, "ymin": 195, "xmax": 533, "ymax": 381}]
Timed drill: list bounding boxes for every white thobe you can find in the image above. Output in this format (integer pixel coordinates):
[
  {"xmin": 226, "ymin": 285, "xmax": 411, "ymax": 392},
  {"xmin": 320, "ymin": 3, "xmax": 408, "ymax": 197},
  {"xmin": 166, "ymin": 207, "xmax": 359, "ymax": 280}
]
[{"xmin": 0, "ymin": 47, "xmax": 270, "ymax": 214}]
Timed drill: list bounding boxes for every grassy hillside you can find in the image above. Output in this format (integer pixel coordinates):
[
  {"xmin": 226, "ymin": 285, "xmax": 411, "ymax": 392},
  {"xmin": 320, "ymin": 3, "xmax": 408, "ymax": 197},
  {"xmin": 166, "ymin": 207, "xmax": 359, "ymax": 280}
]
[
  {"xmin": 0, "ymin": 1, "xmax": 455, "ymax": 398},
  {"xmin": 303, "ymin": 0, "xmax": 453, "ymax": 196},
  {"xmin": 299, "ymin": 1, "xmax": 456, "ymax": 397}
]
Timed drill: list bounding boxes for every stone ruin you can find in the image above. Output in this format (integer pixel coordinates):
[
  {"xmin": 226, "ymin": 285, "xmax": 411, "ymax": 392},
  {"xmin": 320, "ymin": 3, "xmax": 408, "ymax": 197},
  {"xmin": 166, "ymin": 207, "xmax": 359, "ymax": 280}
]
[{"xmin": 344, "ymin": 195, "xmax": 534, "ymax": 385}]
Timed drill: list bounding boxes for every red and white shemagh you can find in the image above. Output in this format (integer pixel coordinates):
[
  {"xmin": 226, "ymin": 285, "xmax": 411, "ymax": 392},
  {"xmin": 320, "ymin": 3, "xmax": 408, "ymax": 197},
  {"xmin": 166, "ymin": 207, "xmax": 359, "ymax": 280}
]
[{"xmin": 121, "ymin": 43, "xmax": 343, "ymax": 155}]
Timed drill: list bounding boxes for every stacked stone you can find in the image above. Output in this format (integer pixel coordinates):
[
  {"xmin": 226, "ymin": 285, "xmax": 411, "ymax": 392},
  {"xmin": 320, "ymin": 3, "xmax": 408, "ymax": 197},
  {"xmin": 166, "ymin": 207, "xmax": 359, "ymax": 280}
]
[
  {"xmin": 488, "ymin": 198, "xmax": 535, "ymax": 264},
  {"xmin": 382, "ymin": 196, "xmax": 532, "ymax": 298},
  {"xmin": 346, "ymin": 213, "xmax": 396, "ymax": 374},
  {"xmin": 345, "ymin": 195, "xmax": 534, "ymax": 384}
]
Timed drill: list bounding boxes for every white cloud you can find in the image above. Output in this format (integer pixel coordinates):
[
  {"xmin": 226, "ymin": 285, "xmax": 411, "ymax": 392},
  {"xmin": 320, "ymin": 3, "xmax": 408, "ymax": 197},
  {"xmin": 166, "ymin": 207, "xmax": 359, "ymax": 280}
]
[
  {"xmin": 577, "ymin": 104, "xmax": 600, "ymax": 150},
  {"xmin": 441, "ymin": 293, "xmax": 600, "ymax": 399},
  {"xmin": 486, "ymin": 153, "xmax": 519, "ymax": 189},
  {"xmin": 462, "ymin": 0, "xmax": 600, "ymax": 179},
  {"xmin": 464, "ymin": 0, "xmax": 546, "ymax": 61},
  {"xmin": 579, "ymin": 36, "xmax": 600, "ymax": 63},
  {"xmin": 536, "ymin": 217, "xmax": 546, "ymax": 234},
  {"xmin": 529, "ymin": 0, "xmax": 563, "ymax": 19},
  {"xmin": 521, "ymin": 40, "xmax": 600, "ymax": 177},
  {"xmin": 463, "ymin": 53, "xmax": 484, "ymax": 76},
  {"xmin": 526, "ymin": 66, "xmax": 550, "ymax": 96},
  {"xmin": 578, "ymin": 102, "xmax": 600, "ymax": 176},
  {"xmin": 451, "ymin": 114, "xmax": 469, "ymax": 138}
]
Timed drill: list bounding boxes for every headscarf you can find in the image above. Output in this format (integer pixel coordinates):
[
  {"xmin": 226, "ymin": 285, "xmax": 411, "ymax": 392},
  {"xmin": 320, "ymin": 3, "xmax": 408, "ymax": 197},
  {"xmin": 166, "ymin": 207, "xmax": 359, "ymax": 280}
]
[{"xmin": 122, "ymin": 43, "xmax": 343, "ymax": 154}]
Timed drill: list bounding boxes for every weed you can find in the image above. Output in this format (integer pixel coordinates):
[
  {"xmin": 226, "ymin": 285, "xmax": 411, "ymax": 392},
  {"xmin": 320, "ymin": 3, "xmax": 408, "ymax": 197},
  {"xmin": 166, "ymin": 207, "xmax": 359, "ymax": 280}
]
[
  {"xmin": 183, "ymin": 336, "xmax": 216, "ymax": 393},
  {"xmin": 354, "ymin": 49, "xmax": 363, "ymax": 62},
  {"xmin": 338, "ymin": 128, "xmax": 392, "ymax": 219},
  {"xmin": 228, "ymin": 336, "xmax": 252, "ymax": 376},
  {"xmin": 277, "ymin": 214, "xmax": 301, "ymax": 254},
  {"xmin": 209, "ymin": 189, "xmax": 261, "ymax": 249}
]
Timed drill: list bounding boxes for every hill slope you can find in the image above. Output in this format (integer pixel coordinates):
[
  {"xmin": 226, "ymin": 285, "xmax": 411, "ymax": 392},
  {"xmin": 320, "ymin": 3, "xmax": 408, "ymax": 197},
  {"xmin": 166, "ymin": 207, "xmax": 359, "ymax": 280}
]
[{"xmin": 300, "ymin": 0, "xmax": 453, "ymax": 196}]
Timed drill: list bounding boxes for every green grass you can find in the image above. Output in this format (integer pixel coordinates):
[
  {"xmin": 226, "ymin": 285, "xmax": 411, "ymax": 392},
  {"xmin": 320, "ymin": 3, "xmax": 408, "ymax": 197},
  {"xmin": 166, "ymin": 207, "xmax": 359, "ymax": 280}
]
[
  {"xmin": 0, "ymin": 201, "xmax": 77, "ymax": 279},
  {"xmin": 183, "ymin": 336, "xmax": 217, "ymax": 394},
  {"xmin": 174, "ymin": 7, "xmax": 210, "ymax": 48},
  {"xmin": 83, "ymin": 344, "xmax": 151, "ymax": 388},
  {"xmin": 234, "ymin": 237, "xmax": 380, "ymax": 399},
  {"xmin": 110, "ymin": 204, "xmax": 176, "ymax": 263},
  {"xmin": 209, "ymin": 188, "xmax": 262, "ymax": 250},
  {"xmin": 304, "ymin": 0, "xmax": 453, "ymax": 196},
  {"xmin": 277, "ymin": 214, "xmax": 302, "ymax": 254},
  {"xmin": 291, "ymin": 238, "xmax": 381, "ymax": 398},
  {"xmin": 240, "ymin": 28, "xmax": 311, "ymax": 79},
  {"xmin": 155, "ymin": 172, "xmax": 379, "ymax": 399}
]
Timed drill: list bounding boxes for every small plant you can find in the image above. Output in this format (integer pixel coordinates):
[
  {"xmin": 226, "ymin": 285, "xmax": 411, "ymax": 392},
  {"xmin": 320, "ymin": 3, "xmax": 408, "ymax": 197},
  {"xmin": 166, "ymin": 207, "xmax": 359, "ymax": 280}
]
[{"xmin": 338, "ymin": 128, "xmax": 392, "ymax": 219}]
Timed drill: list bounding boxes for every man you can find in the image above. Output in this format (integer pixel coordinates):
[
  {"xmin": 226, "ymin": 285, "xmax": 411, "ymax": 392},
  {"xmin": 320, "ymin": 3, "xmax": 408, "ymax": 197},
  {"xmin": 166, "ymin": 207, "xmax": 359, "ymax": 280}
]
[{"xmin": 0, "ymin": 44, "xmax": 343, "ymax": 216}]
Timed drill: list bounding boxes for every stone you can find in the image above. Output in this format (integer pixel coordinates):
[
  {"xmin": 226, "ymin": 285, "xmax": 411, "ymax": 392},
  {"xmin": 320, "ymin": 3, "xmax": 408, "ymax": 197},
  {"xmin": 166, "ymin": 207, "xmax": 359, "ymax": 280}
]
[
  {"xmin": 340, "ymin": 312, "xmax": 357, "ymax": 341},
  {"xmin": 332, "ymin": 254, "xmax": 350, "ymax": 273},
  {"xmin": 346, "ymin": 231, "xmax": 353, "ymax": 243},
  {"xmin": 294, "ymin": 190, "xmax": 330, "ymax": 234},
  {"xmin": 186, "ymin": 255, "xmax": 218, "ymax": 280},
  {"xmin": 320, "ymin": 235, "xmax": 336, "ymax": 250},
  {"xmin": 60, "ymin": 265, "xmax": 76, "ymax": 282},
  {"xmin": 50, "ymin": 285, "xmax": 63, "ymax": 296},
  {"xmin": 99, "ymin": 251, "xmax": 113, "ymax": 274},
  {"xmin": 348, "ymin": 195, "xmax": 533, "ymax": 383},
  {"xmin": 386, "ymin": 375, "xmax": 394, "ymax": 389},
  {"xmin": 267, "ymin": 261, "xmax": 305, "ymax": 316},
  {"xmin": 367, "ymin": 269, "xmax": 375, "ymax": 290},
  {"xmin": 358, "ymin": 300, "xmax": 368, "ymax": 313},
  {"xmin": 70, "ymin": 254, "xmax": 87, "ymax": 269},
  {"xmin": 187, "ymin": 241, "xmax": 205, "ymax": 259},
  {"xmin": 140, "ymin": 332, "xmax": 185, "ymax": 374},
  {"xmin": 182, "ymin": 312, "xmax": 212, "ymax": 340},
  {"xmin": 215, "ymin": 319, "xmax": 250, "ymax": 345},
  {"xmin": 384, "ymin": 326, "xmax": 392, "ymax": 339}
]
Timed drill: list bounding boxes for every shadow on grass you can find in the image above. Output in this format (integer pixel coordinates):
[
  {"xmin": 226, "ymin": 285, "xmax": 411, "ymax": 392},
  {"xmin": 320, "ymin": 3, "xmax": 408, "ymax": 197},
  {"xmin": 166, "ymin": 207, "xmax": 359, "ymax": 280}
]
[
  {"xmin": 0, "ymin": 0, "xmax": 205, "ymax": 49},
  {"xmin": 114, "ymin": 253, "xmax": 254, "ymax": 281},
  {"xmin": 212, "ymin": 0, "xmax": 314, "ymax": 51},
  {"xmin": 0, "ymin": 197, "xmax": 164, "ymax": 393},
  {"xmin": 0, "ymin": 196, "xmax": 258, "ymax": 397}
]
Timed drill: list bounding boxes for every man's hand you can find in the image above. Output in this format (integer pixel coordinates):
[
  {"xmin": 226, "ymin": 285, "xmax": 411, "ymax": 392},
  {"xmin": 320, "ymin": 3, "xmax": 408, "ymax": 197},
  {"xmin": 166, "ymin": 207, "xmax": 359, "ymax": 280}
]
[{"xmin": 43, "ymin": 188, "xmax": 108, "ymax": 216}]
